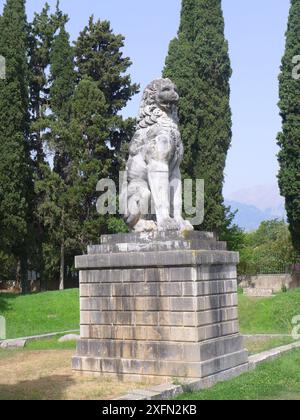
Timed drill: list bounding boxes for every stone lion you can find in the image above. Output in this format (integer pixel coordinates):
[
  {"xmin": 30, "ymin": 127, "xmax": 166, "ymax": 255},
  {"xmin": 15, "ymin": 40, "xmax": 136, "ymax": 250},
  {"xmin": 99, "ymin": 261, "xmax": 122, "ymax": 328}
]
[{"xmin": 122, "ymin": 78, "xmax": 194, "ymax": 233}]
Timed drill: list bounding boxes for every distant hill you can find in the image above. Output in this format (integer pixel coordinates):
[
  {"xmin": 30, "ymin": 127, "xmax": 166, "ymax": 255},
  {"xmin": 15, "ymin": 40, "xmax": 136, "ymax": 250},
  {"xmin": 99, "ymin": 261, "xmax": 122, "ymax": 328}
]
[
  {"xmin": 225, "ymin": 200, "xmax": 285, "ymax": 231},
  {"xmin": 225, "ymin": 184, "xmax": 286, "ymax": 231}
]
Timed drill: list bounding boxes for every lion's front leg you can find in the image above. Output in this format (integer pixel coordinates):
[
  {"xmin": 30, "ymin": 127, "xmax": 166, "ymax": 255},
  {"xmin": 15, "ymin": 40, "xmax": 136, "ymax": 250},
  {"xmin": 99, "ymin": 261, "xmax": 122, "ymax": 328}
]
[
  {"xmin": 147, "ymin": 159, "xmax": 178, "ymax": 231},
  {"xmin": 170, "ymin": 165, "xmax": 194, "ymax": 232}
]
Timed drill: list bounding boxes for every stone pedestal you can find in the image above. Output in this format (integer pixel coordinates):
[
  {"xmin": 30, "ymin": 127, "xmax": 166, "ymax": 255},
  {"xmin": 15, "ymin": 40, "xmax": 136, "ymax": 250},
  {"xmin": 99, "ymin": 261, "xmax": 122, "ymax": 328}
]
[{"xmin": 72, "ymin": 231, "xmax": 248, "ymax": 383}]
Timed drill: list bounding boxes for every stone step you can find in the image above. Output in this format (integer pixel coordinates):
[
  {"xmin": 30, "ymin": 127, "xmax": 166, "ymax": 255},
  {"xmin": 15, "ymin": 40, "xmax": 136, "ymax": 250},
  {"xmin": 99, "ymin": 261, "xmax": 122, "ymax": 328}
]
[
  {"xmin": 88, "ymin": 239, "xmax": 226, "ymax": 255},
  {"xmin": 75, "ymin": 335, "xmax": 245, "ymax": 363},
  {"xmin": 100, "ymin": 231, "xmax": 216, "ymax": 245},
  {"xmin": 75, "ymin": 250, "xmax": 239, "ymax": 270},
  {"xmin": 72, "ymin": 350, "xmax": 248, "ymax": 380}
]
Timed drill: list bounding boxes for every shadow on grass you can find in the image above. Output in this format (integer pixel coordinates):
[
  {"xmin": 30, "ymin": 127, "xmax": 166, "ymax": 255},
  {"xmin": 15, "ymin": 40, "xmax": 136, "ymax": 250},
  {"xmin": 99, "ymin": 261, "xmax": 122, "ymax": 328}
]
[
  {"xmin": 0, "ymin": 293, "xmax": 19, "ymax": 313},
  {"xmin": 0, "ymin": 375, "xmax": 76, "ymax": 400}
]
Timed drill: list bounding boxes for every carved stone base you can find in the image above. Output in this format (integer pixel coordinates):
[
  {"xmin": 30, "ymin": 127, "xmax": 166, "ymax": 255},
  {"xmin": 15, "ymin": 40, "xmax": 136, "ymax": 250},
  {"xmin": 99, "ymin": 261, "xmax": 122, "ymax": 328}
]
[{"xmin": 72, "ymin": 231, "xmax": 248, "ymax": 383}]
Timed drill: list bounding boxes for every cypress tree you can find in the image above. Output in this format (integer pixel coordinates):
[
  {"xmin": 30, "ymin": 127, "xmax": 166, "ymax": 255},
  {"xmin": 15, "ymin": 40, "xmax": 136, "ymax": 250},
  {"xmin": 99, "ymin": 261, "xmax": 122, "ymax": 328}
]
[
  {"xmin": 50, "ymin": 23, "xmax": 76, "ymax": 178},
  {"xmin": 278, "ymin": 0, "xmax": 300, "ymax": 252},
  {"xmin": 49, "ymin": 24, "xmax": 75, "ymax": 122},
  {"xmin": 0, "ymin": 0, "xmax": 31, "ymax": 291},
  {"xmin": 163, "ymin": 0, "xmax": 232, "ymax": 233},
  {"xmin": 28, "ymin": 1, "xmax": 67, "ymax": 171},
  {"xmin": 28, "ymin": 2, "xmax": 68, "ymax": 289},
  {"xmin": 36, "ymin": 22, "xmax": 76, "ymax": 290}
]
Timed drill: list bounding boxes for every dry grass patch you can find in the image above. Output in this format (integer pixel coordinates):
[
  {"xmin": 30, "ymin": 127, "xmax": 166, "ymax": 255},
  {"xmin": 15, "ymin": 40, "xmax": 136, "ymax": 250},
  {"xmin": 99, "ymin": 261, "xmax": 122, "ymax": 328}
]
[{"xmin": 0, "ymin": 350, "xmax": 146, "ymax": 400}]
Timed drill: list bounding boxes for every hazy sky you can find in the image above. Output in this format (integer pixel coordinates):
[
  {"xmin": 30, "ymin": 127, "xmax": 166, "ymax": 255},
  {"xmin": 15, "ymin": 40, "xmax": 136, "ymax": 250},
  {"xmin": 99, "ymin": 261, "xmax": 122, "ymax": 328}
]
[{"xmin": 0, "ymin": 0, "xmax": 291, "ymax": 196}]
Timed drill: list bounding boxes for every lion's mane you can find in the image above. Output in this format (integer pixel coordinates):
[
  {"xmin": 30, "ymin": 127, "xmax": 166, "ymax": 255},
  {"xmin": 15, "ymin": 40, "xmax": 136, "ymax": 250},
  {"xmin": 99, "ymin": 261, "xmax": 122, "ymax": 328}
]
[{"xmin": 129, "ymin": 79, "xmax": 179, "ymax": 156}]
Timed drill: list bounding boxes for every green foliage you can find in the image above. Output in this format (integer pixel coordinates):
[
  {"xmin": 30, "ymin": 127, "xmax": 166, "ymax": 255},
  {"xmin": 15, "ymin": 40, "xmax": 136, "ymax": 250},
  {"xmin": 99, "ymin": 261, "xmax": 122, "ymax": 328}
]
[
  {"xmin": 0, "ymin": 2, "xmax": 139, "ymax": 289},
  {"xmin": 34, "ymin": 16, "xmax": 138, "ymax": 287},
  {"xmin": 49, "ymin": 24, "xmax": 75, "ymax": 122},
  {"xmin": 277, "ymin": 0, "xmax": 300, "ymax": 252},
  {"xmin": 28, "ymin": 1, "xmax": 67, "ymax": 169},
  {"xmin": 33, "ymin": 15, "xmax": 78, "ymax": 288},
  {"xmin": 63, "ymin": 77, "xmax": 112, "ymax": 245},
  {"xmin": 163, "ymin": 0, "xmax": 232, "ymax": 233},
  {"xmin": 0, "ymin": 251, "xmax": 17, "ymax": 282},
  {"xmin": 0, "ymin": 0, "xmax": 32, "ymax": 289},
  {"xmin": 27, "ymin": 2, "xmax": 69, "ymax": 289},
  {"xmin": 220, "ymin": 223, "xmax": 245, "ymax": 252},
  {"xmin": 239, "ymin": 220, "xmax": 295, "ymax": 275},
  {"xmin": 75, "ymin": 17, "xmax": 139, "ymax": 158}
]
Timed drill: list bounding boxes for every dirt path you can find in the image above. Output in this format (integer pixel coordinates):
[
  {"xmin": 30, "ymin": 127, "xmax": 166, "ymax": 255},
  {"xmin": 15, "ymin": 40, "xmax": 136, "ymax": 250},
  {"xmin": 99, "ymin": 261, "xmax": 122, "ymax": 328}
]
[{"xmin": 0, "ymin": 350, "xmax": 145, "ymax": 400}]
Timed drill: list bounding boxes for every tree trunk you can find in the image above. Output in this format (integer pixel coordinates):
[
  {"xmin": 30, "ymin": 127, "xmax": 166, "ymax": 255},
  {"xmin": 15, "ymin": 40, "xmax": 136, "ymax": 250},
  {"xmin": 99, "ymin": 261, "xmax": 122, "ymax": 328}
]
[
  {"xmin": 20, "ymin": 255, "xmax": 28, "ymax": 295},
  {"xmin": 59, "ymin": 240, "xmax": 65, "ymax": 290}
]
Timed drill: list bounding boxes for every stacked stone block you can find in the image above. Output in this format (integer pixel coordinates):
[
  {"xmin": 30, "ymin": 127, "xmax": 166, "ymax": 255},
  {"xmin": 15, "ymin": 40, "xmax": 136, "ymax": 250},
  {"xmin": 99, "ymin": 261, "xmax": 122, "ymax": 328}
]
[{"xmin": 72, "ymin": 231, "xmax": 248, "ymax": 383}]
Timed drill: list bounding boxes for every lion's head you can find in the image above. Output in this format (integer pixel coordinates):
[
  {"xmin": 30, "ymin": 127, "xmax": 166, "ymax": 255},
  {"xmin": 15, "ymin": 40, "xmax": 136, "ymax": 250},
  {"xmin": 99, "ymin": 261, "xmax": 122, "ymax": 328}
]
[{"xmin": 137, "ymin": 78, "xmax": 179, "ymax": 129}]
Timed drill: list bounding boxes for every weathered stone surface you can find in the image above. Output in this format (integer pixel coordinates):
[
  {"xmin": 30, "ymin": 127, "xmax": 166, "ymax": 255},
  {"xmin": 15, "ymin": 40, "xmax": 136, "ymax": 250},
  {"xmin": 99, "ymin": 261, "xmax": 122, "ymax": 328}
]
[
  {"xmin": 75, "ymin": 250, "xmax": 239, "ymax": 270},
  {"xmin": 198, "ymin": 307, "xmax": 238, "ymax": 326},
  {"xmin": 80, "ymin": 325, "xmax": 199, "ymax": 342},
  {"xmin": 73, "ymin": 231, "xmax": 247, "ymax": 382},
  {"xmin": 79, "ymin": 265, "xmax": 237, "ymax": 284},
  {"xmin": 88, "ymin": 239, "xmax": 226, "ymax": 255},
  {"xmin": 100, "ymin": 230, "xmax": 215, "ymax": 244},
  {"xmin": 58, "ymin": 334, "xmax": 80, "ymax": 343},
  {"xmin": 72, "ymin": 349, "xmax": 248, "ymax": 379},
  {"xmin": 75, "ymin": 335, "xmax": 245, "ymax": 364},
  {"xmin": 80, "ymin": 280, "xmax": 237, "ymax": 299},
  {"xmin": 244, "ymin": 288, "xmax": 274, "ymax": 297},
  {"xmin": 0, "ymin": 339, "xmax": 26, "ymax": 349},
  {"xmin": 120, "ymin": 79, "xmax": 194, "ymax": 233}
]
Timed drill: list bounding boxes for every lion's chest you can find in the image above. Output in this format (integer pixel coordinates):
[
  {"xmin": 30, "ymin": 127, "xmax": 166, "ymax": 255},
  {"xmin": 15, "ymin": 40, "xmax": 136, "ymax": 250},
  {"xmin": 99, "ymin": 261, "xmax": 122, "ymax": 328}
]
[{"xmin": 146, "ymin": 120, "xmax": 183, "ymax": 164}]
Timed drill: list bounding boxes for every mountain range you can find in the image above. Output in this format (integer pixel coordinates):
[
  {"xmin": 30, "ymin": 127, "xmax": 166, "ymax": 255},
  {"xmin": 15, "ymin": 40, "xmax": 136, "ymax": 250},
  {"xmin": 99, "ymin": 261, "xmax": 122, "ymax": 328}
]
[{"xmin": 224, "ymin": 184, "xmax": 286, "ymax": 231}]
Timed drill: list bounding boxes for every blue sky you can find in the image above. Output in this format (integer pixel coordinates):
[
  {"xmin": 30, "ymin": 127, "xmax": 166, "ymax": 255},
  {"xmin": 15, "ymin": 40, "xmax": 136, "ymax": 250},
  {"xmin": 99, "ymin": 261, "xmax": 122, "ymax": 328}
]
[{"xmin": 0, "ymin": 0, "xmax": 291, "ymax": 196}]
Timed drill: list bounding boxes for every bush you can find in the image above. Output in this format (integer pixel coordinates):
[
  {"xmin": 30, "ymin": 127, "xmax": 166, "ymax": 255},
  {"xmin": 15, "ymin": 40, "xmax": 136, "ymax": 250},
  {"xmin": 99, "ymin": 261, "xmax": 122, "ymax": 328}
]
[{"xmin": 238, "ymin": 220, "xmax": 297, "ymax": 275}]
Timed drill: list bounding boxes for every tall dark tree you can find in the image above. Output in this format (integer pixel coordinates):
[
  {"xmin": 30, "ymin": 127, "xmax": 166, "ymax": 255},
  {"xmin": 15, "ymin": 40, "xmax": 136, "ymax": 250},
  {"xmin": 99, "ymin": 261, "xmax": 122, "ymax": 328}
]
[
  {"xmin": 36, "ymin": 17, "xmax": 138, "ymax": 290},
  {"xmin": 50, "ymin": 23, "xmax": 76, "ymax": 175},
  {"xmin": 28, "ymin": 1, "xmax": 67, "ymax": 171},
  {"xmin": 36, "ymin": 22, "xmax": 76, "ymax": 290},
  {"xmin": 75, "ymin": 17, "xmax": 139, "ymax": 168},
  {"xmin": 69, "ymin": 17, "xmax": 139, "ymax": 244},
  {"xmin": 0, "ymin": 0, "xmax": 31, "ymax": 291},
  {"xmin": 278, "ymin": 0, "xmax": 300, "ymax": 252},
  {"xmin": 28, "ymin": 2, "xmax": 68, "ymax": 289},
  {"xmin": 163, "ymin": 0, "xmax": 232, "ymax": 233},
  {"xmin": 36, "ymin": 77, "xmax": 111, "ymax": 289}
]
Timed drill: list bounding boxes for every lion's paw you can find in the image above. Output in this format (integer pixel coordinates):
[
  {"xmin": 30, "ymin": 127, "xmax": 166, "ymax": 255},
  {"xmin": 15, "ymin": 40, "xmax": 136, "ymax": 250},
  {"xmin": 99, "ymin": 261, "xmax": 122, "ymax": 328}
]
[
  {"xmin": 175, "ymin": 218, "xmax": 194, "ymax": 232},
  {"xmin": 158, "ymin": 217, "xmax": 180, "ymax": 232}
]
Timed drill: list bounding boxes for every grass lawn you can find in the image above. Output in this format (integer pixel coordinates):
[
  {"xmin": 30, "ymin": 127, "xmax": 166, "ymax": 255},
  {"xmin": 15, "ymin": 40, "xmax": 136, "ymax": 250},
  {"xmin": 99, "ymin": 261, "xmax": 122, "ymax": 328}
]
[
  {"xmin": 176, "ymin": 348, "xmax": 300, "ymax": 400},
  {"xmin": 239, "ymin": 289, "xmax": 300, "ymax": 334},
  {"xmin": 244, "ymin": 336, "xmax": 295, "ymax": 355},
  {"xmin": 1, "ymin": 287, "xmax": 300, "ymax": 339},
  {"xmin": 0, "ymin": 289, "xmax": 79, "ymax": 339}
]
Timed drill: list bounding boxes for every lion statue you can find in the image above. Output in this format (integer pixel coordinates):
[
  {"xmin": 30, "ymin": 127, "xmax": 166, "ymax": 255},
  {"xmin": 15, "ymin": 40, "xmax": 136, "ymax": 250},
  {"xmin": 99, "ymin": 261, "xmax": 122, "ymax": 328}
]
[{"xmin": 122, "ymin": 78, "xmax": 194, "ymax": 233}]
